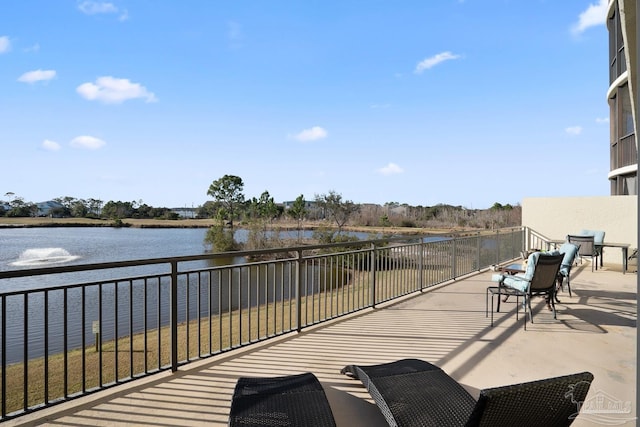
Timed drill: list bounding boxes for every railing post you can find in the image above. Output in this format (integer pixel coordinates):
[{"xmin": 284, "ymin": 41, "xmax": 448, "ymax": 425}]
[
  {"xmin": 452, "ymin": 238, "xmax": 457, "ymax": 279},
  {"xmin": 370, "ymin": 243, "xmax": 376, "ymax": 308},
  {"xmin": 419, "ymin": 240, "xmax": 424, "ymax": 291},
  {"xmin": 1, "ymin": 296, "xmax": 5, "ymax": 419},
  {"xmin": 477, "ymin": 232, "xmax": 481, "ymax": 271},
  {"xmin": 170, "ymin": 260, "xmax": 178, "ymax": 372},
  {"xmin": 296, "ymin": 250, "xmax": 303, "ymax": 332},
  {"xmin": 496, "ymin": 229, "xmax": 501, "ymax": 265}
]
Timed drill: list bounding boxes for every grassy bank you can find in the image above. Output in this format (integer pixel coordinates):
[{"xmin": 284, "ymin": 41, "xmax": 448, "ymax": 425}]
[
  {"xmin": 1, "ymin": 268, "xmax": 387, "ymax": 414},
  {"xmin": 1, "ymin": 232, "xmax": 460, "ymax": 415}
]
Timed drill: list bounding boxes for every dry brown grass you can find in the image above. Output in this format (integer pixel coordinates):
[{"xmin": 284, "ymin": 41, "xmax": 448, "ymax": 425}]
[
  {"xmin": 2, "ymin": 269, "xmax": 384, "ymax": 414},
  {"xmin": 3, "ymin": 301, "xmax": 285, "ymax": 413},
  {"xmin": 0, "ymin": 264, "xmax": 450, "ymax": 415},
  {"xmin": 0, "ymin": 216, "xmax": 471, "ymax": 415}
]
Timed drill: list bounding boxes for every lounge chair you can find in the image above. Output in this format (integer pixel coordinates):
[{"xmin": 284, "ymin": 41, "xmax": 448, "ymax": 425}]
[
  {"xmin": 228, "ymin": 372, "xmax": 337, "ymax": 427},
  {"xmin": 341, "ymin": 358, "xmax": 593, "ymax": 427}
]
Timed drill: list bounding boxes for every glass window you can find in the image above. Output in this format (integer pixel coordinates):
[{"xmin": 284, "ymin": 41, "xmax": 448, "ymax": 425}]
[
  {"xmin": 609, "ymin": 94, "xmax": 617, "ymax": 144},
  {"xmin": 620, "ymin": 83, "xmax": 633, "ymax": 136},
  {"xmin": 609, "ymin": 7, "xmax": 617, "ymax": 83},
  {"xmin": 622, "ymin": 174, "xmax": 637, "ymax": 195},
  {"xmin": 608, "ymin": 2, "xmax": 627, "ymax": 81}
]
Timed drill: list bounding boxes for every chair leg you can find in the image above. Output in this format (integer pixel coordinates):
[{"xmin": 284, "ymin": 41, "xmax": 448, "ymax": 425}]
[
  {"xmin": 554, "ymin": 276, "xmax": 562, "ymax": 303},
  {"xmin": 486, "ymin": 287, "xmax": 494, "ymax": 322},
  {"xmin": 567, "ymin": 275, "xmax": 572, "ymax": 298},
  {"xmin": 485, "ymin": 288, "xmax": 488, "ymax": 318},
  {"xmin": 492, "ymin": 291, "xmax": 497, "ymax": 326}
]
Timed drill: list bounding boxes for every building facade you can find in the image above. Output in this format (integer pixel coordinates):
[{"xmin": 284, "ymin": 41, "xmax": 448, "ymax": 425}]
[{"xmin": 607, "ymin": 0, "xmax": 638, "ymax": 195}]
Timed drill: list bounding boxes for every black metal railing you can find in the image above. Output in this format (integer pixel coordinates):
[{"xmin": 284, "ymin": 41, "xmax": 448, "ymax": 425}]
[{"xmin": 0, "ymin": 227, "xmax": 529, "ymax": 421}]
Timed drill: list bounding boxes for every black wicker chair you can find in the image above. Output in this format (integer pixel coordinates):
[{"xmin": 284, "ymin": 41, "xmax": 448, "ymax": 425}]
[
  {"xmin": 228, "ymin": 372, "xmax": 337, "ymax": 427},
  {"xmin": 341, "ymin": 359, "xmax": 593, "ymax": 427}
]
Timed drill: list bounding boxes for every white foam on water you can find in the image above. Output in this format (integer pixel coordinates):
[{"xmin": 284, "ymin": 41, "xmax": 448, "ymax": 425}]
[{"xmin": 11, "ymin": 248, "xmax": 81, "ymax": 267}]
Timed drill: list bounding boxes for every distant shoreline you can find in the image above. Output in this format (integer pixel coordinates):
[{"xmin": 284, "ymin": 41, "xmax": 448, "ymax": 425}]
[
  {"xmin": 0, "ymin": 217, "xmax": 218, "ymax": 229},
  {"xmin": 0, "ymin": 217, "xmax": 467, "ymax": 236}
]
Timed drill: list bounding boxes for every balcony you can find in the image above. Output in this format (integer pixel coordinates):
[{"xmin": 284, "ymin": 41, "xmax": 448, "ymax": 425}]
[{"xmin": 6, "ymin": 258, "xmax": 636, "ymax": 426}]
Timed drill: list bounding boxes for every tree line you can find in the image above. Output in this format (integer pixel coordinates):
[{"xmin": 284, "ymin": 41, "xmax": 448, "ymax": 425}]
[
  {"xmin": 0, "ymin": 193, "xmax": 178, "ymax": 220},
  {"xmin": 201, "ymin": 174, "xmax": 362, "ymax": 251},
  {"xmin": 2, "ymin": 176, "xmax": 520, "ymax": 237}
]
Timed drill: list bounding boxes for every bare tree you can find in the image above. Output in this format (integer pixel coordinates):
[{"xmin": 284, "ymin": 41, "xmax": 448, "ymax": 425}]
[{"xmin": 315, "ymin": 190, "xmax": 359, "ymax": 233}]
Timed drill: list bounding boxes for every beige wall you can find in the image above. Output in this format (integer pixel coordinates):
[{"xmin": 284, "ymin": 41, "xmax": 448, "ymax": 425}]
[{"xmin": 522, "ymin": 196, "xmax": 637, "ymax": 265}]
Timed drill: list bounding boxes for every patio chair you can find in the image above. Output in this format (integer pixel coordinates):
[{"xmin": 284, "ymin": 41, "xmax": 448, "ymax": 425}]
[
  {"xmin": 488, "ymin": 252, "xmax": 563, "ymax": 329},
  {"xmin": 556, "ymin": 242, "xmax": 581, "ymax": 301},
  {"xmin": 579, "ymin": 229, "xmax": 605, "ymax": 266},
  {"xmin": 341, "ymin": 358, "xmax": 593, "ymax": 427},
  {"xmin": 228, "ymin": 372, "xmax": 337, "ymax": 427},
  {"xmin": 567, "ymin": 234, "xmax": 599, "ymax": 272}
]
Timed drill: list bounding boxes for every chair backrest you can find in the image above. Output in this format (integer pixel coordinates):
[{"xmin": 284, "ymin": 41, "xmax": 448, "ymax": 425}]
[
  {"xmin": 466, "ymin": 371, "xmax": 594, "ymax": 427},
  {"xmin": 229, "ymin": 372, "xmax": 337, "ymax": 427},
  {"xmin": 528, "ymin": 253, "xmax": 563, "ymax": 292},
  {"xmin": 579, "ymin": 229, "xmax": 605, "ymax": 245},
  {"xmin": 558, "ymin": 243, "xmax": 580, "ymax": 276},
  {"xmin": 567, "ymin": 235, "xmax": 595, "ymax": 257}
]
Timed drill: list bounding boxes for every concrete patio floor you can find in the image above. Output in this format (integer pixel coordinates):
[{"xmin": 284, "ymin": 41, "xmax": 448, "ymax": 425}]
[{"xmin": 8, "ymin": 261, "xmax": 637, "ymax": 426}]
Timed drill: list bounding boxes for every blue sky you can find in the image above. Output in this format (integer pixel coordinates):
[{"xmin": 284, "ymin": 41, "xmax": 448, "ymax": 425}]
[{"xmin": 1, "ymin": 0, "xmax": 610, "ymax": 209}]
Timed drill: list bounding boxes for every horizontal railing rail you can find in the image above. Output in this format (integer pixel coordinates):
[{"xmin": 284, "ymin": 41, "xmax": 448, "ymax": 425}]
[{"xmin": 0, "ymin": 228, "xmax": 528, "ymax": 421}]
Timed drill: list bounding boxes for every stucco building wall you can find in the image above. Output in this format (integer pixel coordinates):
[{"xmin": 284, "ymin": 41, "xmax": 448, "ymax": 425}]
[{"xmin": 522, "ymin": 196, "xmax": 637, "ymax": 264}]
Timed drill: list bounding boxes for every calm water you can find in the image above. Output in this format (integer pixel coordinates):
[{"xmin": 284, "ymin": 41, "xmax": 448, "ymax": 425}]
[
  {"xmin": 0, "ymin": 227, "xmax": 385, "ymax": 273},
  {"xmin": 0, "ymin": 227, "xmax": 211, "ymax": 273},
  {"xmin": 0, "ymin": 227, "xmax": 382, "ymax": 363}
]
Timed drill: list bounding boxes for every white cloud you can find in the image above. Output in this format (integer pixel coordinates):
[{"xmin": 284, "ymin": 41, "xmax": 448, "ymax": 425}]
[
  {"xmin": 571, "ymin": 0, "xmax": 607, "ymax": 35},
  {"xmin": 18, "ymin": 69, "xmax": 56, "ymax": 84},
  {"xmin": 24, "ymin": 43, "xmax": 40, "ymax": 53},
  {"xmin": 78, "ymin": 1, "xmax": 118, "ymax": 15},
  {"xmin": 377, "ymin": 163, "xmax": 404, "ymax": 176},
  {"xmin": 292, "ymin": 126, "xmax": 328, "ymax": 142},
  {"xmin": 0, "ymin": 36, "xmax": 10, "ymax": 54},
  {"xmin": 70, "ymin": 135, "xmax": 106, "ymax": 150},
  {"xmin": 228, "ymin": 21, "xmax": 243, "ymax": 48},
  {"xmin": 415, "ymin": 51, "xmax": 461, "ymax": 74},
  {"xmin": 595, "ymin": 117, "xmax": 609, "ymax": 124},
  {"xmin": 76, "ymin": 76, "xmax": 157, "ymax": 104},
  {"xmin": 78, "ymin": 1, "xmax": 128, "ymax": 21},
  {"xmin": 565, "ymin": 126, "xmax": 583, "ymax": 136},
  {"xmin": 42, "ymin": 139, "xmax": 61, "ymax": 151}
]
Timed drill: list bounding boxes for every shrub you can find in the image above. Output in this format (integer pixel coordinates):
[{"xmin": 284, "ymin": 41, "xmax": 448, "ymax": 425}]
[
  {"xmin": 400, "ymin": 219, "xmax": 415, "ymax": 228},
  {"xmin": 204, "ymin": 225, "xmax": 239, "ymax": 252}
]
